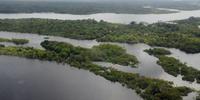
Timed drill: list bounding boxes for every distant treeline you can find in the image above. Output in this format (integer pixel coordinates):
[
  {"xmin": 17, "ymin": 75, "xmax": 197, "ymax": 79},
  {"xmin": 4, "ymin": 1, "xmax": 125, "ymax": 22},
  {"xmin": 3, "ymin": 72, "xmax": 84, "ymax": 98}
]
[{"xmin": 0, "ymin": 1, "xmax": 199, "ymax": 14}]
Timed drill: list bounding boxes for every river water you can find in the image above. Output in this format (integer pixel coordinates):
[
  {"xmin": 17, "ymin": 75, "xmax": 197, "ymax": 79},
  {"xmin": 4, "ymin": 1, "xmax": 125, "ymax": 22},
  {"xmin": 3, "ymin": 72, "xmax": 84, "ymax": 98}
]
[
  {"xmin": 0, "ymin": 55, "xmax": 142, "ymax": 100},
  {"xmin": 0, "ymin": 9, "xmax": 200, "ymax": 24},
  {"xmin": 0, "ymin": 8, "xmax": 199, "ymax": 99},
  {"xmin": 0, "ymin": 31, "xmax": 200, "ymax": 100}
]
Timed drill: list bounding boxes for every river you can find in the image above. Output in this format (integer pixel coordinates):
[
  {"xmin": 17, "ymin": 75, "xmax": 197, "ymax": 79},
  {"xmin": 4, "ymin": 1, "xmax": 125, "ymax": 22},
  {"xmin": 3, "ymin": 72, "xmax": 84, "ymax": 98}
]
[
  {"xmin": 0, "ymin": 7, "xmax": 200, "ymax": 99},
  {"xmin": 0, "ymin": 9, "xmax": 200, "ymax": 24},
  {"xmin": 0, "ymin": 31, "xmax": 200, "ymax": 100}
]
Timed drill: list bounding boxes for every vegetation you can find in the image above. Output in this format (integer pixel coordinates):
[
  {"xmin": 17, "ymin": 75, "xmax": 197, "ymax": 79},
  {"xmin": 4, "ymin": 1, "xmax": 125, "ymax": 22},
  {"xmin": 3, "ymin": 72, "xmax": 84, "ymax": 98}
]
[
  {"xmin": 41, "ymin": 41, "xmax": 138, "ymax": 67},
  {"xmin": 0, "ymin": 41, "xmax": 193, "ymax": 100},
  {"xmin": 145, "ymin": 48, "xmax": 200, "ymax": 83},
  {"xmin": 99, "ymin": 30, "xmax": 200, "ymax": 54},
  {"xmin": 0, "ymin": 46, "xmax": 60, "ymax": 61},
  {"xmin": 11, "ymin": 38, "xmax": 29, "ymax": 45},
  {"xmin": 144, "ymin": 48, "xmax": 171, "ymax": 56},
  {"xmin": 0, "ymin": 37, "xmax": 29, "ymax": 45},
  {"xmin": 1, "ymin": 17, "xmax": 200, "ymax": 53},
  {"xmin": 91, "ymin": 44, "xmax": 138, "ymax": 67},
  {"xmin": 0, "ymin": 19, "xmax": 113, "ymax": 40}
]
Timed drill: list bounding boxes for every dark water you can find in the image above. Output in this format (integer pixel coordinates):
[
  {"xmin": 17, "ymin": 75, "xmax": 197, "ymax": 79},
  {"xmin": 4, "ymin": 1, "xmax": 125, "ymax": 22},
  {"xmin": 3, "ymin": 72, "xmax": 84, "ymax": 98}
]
[{"xmin": 0, "ymin": 56, "xmax": 142, "ymax": 100}]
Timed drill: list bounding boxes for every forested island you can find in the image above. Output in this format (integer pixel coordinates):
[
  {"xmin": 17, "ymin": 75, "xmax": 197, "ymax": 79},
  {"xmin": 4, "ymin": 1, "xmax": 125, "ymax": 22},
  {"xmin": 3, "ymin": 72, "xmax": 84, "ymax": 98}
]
[
  {"xmin": 0, "ymin": 37, "xmax": 29, "ymax": 45},
  {"xmin": 0, "ymin": 41, "xmax": 193, "ymax": 100},
  {"xmin": 145, "ymin": 48, "xmax": 200, "ymax": 83},
  {"xmin": 0, "ymin": 17, "xmax": 200, "ymax": 53}
]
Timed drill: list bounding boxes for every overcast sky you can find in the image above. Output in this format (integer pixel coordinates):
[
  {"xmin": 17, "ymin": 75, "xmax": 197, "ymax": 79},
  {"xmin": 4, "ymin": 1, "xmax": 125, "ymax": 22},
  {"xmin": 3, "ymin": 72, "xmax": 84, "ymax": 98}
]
[{"xmin": 0, "ymin": 0, "xmax": 188, "ymax": 1}]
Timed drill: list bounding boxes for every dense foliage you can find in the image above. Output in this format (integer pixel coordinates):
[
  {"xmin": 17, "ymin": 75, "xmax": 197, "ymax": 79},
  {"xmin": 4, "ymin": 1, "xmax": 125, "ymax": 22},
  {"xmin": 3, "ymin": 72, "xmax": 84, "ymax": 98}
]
[
  {"xmin": 99, "ymin": 30, "xmax": 200, "ymax": 53},
  {"xmin": 144, "ymin": 48, "xmax": 171, "ymax": 56},
  {"xmin": 1, "ymin": 17, "xmax": 200, "ymax": 53},
  {"xmin": 0, "ymin": 37, "xmax": 29, "ymax": 45},
  {"xmin": 0, "ymin": 46, "xmax": 60, "ymax": 61},
  {"xmin": 41, "ymin": 41, "xmax": 138, "ymax": 67},
  {"xmin": 145, "ymin": 48, "xmax": 200, "ymax": 83},
  {"xmin": 0, "ymin": 41, "xmax": 193, "ymax": 100},
  {"xmin": 0, "ymin": 19, "xmax": 114, "ymax": 39}
]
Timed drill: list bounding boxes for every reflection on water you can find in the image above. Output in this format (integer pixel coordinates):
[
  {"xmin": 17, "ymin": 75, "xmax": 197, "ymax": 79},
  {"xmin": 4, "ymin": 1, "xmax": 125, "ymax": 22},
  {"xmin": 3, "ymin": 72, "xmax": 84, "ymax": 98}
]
[
  {"xmin": 0, "ymin": 55, "xmax": 142, "ymax": 100},
  {"xmin": 1, "ymin": 10, "xmax": 200, "ymax": 24}
]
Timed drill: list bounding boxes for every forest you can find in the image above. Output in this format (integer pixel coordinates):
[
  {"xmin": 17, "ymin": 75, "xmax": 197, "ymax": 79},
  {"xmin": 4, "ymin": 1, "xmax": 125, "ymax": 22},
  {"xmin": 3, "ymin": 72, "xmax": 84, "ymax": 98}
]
[
  {"xmin": 41, "ymin": 41, "xmax": 138, "ymax": 67},
  {"xmin": 0, "ymin": 17, "xmax": 200, "ymax": 53}
]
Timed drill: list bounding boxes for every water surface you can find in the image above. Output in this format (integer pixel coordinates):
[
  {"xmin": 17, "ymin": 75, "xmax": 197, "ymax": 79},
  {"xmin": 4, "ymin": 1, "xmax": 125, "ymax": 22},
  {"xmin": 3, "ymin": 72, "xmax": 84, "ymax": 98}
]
[
  {"xmin": 0, "ymin": 55, "xmax": 142, "ymax": 100},
  {"xmin": 0, "ymin": 10, "xmax": 200, "ymax": 24}
]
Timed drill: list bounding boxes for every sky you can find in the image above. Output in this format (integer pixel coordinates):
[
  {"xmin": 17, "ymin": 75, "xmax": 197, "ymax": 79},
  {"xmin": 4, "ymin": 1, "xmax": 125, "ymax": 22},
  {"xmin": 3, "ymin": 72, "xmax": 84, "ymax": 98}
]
[
  {"xmin": 0, "ymin": 0, "xmax": 197, "ymax": 3},
  {"xmin": 0, "ymin": 0, "xmax": 187, "ymax": 1}
]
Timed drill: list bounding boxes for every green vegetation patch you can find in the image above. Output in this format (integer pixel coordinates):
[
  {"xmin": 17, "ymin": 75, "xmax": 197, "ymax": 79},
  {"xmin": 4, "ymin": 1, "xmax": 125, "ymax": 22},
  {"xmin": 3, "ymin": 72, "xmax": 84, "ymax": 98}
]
[
  {"xmin": 0, "ymin": 46, "xmax": 60, "ymax": 61},
  {"xmin": 41, "ymin": 41, "xmax": 138, "ymax": 67},
  {"xmin": 0, "ymin": 19, "xmax": 114, "ymax": 40},
  {"xmin": 145, "ymin": 48, "xmax": 200, "ymax": 83},
  {"xmin": 144, "ymin": 48, "xmax": 171, "ymax": 56},
  {"xmin": 0, "ymin": 37, "xmax": 29, "ymax": 45},
  {"xmin": 91, "ymin": 44, "xmax": 138, "ymax": 67}
]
